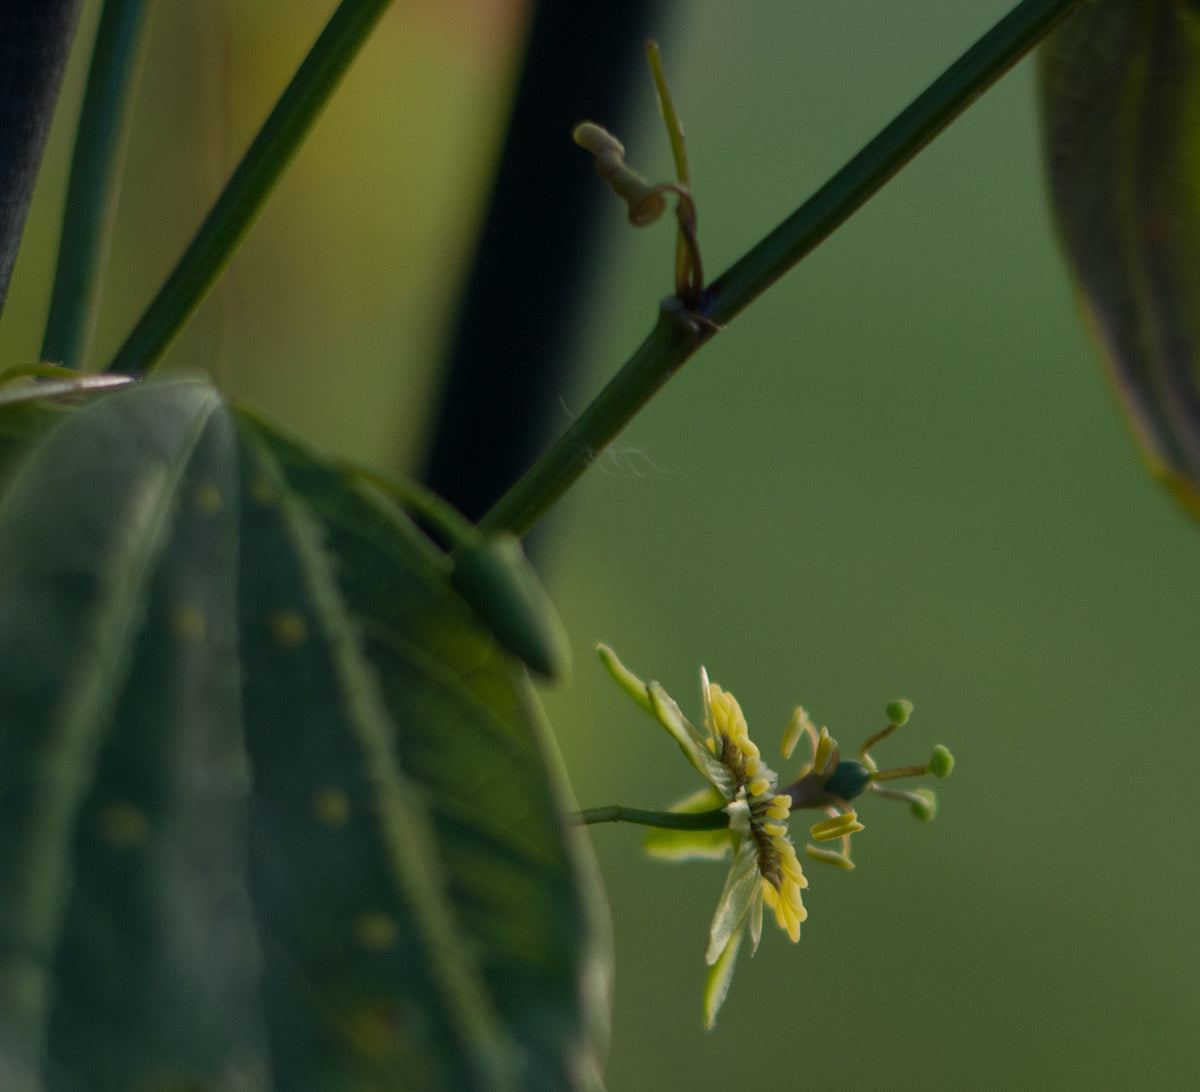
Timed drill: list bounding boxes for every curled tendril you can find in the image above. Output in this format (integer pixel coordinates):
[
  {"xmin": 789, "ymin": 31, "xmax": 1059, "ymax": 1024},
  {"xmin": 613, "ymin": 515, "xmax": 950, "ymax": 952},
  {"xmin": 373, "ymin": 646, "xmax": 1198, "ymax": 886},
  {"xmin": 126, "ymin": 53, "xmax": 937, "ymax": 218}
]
[
  {"xmin": 572, "ymin": 117, "xmax": 704, "ymax": 305},
  {"xmin": 572, "ymin": 122, "xmax": 669, "ymax": 226}
]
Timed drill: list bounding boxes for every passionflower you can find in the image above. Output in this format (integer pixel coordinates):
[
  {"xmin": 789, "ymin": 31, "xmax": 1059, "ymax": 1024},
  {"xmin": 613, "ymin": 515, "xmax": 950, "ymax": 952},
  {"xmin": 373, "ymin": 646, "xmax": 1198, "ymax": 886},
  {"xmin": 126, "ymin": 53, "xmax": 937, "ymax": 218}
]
[
  {"xmin": 589, "ymin": 645, "xmax": 954, "ymax": 1027},
  {"xmin": 597, "ymin": 645, "xmax": 804, "ymax": 1025}
]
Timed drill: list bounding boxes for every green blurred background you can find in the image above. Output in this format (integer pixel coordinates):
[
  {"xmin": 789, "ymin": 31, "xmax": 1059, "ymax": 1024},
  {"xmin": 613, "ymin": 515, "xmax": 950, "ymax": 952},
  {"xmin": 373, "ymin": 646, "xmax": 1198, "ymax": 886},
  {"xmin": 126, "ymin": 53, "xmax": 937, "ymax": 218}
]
[{"xmin": 6, "ymin": 1, "xmax": 1200, "ymax": 1088}]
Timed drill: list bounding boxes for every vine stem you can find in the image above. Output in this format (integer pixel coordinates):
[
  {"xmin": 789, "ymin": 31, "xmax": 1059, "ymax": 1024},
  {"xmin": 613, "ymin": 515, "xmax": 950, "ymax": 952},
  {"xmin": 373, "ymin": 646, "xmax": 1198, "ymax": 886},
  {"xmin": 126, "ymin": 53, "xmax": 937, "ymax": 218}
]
[
  {"xmin": 479, "ymin": 299, "xmax": 711, "ymax": 537},
  {"xmin": 574, "ymin": 804, "xmax": 729, "ymax": 830},
  {"xmin": 42, "ymin": 0, "xmax": 150, "ymax": 370},
  {"xmin": 480, "ymin": 0, "xmax": 1086, "ymax": 538},
  {"xmin": 103, "ymin": 0, "xmax": 393, "ymax": 378}
]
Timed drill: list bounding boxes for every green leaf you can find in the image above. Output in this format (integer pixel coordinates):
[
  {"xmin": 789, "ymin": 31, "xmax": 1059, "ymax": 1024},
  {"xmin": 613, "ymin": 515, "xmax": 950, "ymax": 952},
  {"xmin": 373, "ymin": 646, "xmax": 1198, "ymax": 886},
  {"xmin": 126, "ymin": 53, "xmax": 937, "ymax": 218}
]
[
  {"xmin": 0, "ymin": 379, "xmax": 247, "ymax": 1090},
  {"xmin": 1038, "ymin": 0, "xmax": 1200, "ymax": 514},
  {"xmin": 0, "ymin": 379, "xmax": 610, "ymax": 1091},
  {"xmin": 0, "ymin": 374, "xmax": 136, "ymax": 487},
  {"xmin": 237, "ymin": 410, "xmax": 610, "ymax": 1091}
]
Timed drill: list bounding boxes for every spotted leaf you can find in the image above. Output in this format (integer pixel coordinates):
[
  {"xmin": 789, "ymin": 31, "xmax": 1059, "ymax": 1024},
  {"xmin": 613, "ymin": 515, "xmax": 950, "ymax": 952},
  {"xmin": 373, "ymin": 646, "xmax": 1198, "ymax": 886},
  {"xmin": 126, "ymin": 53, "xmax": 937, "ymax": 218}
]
[{"xmin": 0, "ymin": 379, "xmax": 609, "ymax": 1091}]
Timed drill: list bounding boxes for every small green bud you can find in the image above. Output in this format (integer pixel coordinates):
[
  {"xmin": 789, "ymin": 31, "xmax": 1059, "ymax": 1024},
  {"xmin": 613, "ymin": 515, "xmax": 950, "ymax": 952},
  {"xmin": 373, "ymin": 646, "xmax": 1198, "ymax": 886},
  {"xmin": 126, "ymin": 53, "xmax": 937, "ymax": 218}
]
[
  {"xmin": 886, "ymin": 699, "xmax": 913, "ymax": 726},
  {"xmin": 929, "ymin": 745, "xmax": 954, "ymax": 779},
  {"xmin": 450, "ymin": 533, "xmax": 571, "ymax": 681},
  {"xmin": 909, "ymin": 788, "xmax": 937, "ymax": 822}
]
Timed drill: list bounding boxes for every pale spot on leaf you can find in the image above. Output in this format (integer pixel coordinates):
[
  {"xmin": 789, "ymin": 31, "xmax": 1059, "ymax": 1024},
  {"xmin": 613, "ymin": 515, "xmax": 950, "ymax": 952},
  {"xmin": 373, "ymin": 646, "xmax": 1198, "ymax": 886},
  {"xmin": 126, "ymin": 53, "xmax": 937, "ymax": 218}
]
[
  {"xmin": 354, "ymin": 911, "xmax": 399, "ymax": 952},
  {"xmin": 249, "ymin": 474, "xmax": 276, "ymax": 506},
  {"xmin": 169, "ymin": 603, "xmax": 206, "ymax": 642},
  {"xmin": 269, "ymin": 610, "xmax": 307, "ymax": 648},
  {"xmin": 98, "ymin": 801, "xmax": 150, "ymax": 849},
  {"xmin": 312, "ymin": 786, "xmax": 351, "ymax": 827},
  {"xmin": 191, "ymin": 481, "xmax": 222, "ymax": 515}
]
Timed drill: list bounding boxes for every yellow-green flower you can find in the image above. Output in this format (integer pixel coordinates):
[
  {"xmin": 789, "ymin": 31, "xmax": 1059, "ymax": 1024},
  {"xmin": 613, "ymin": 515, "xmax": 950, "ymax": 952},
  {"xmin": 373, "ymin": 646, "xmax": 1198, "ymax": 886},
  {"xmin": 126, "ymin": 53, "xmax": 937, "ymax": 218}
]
[
  {"xmin": 594, "ymin": 645, "xmax": 954, "ymax": 1028},
  {"xmin": 598, "ymin": 645, "xmax": 805, "ymax": 1027}
]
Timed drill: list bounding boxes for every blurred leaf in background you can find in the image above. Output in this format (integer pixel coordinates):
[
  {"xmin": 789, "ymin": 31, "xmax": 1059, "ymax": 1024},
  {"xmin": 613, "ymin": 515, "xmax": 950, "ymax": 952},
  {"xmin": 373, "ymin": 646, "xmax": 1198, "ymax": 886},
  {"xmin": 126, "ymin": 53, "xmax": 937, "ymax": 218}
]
[{"xmin": 1039, "ymin": 0, "xmax": 1200, "ymax": 517}]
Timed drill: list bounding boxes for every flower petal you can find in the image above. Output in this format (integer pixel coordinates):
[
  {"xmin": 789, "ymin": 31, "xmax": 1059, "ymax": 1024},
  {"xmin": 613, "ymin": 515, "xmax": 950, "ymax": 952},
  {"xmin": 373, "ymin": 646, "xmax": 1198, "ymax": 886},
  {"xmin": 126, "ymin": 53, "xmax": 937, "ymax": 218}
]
[
  {"xmin": 643, "ymin": 827, "xmax": 734, "ymax": 861},
  {"xmin": 705, "ymin": 840, "xmax": 759, "ymax": 966},
  {"xmin": 596, "ymin": 642, "xmax": 656, "ymax": 714},
  {"xmin": 643, "ymin": 786, "xmax": 732, "ymax": 860},
  {"xmin": 703, "ymin": 925, "xmax": 744, "ymax": 1030},
  {"xmin": 667, "ymin": 784, "xmax": 726, "ymax": 812},
  {"xmin": 598, "ymin": 644, "xmax": 730, "ymax": 789},
  {"xmin": 648, "ymin": 681, "xmax": 730, "ymax": 790},
  {"xmin": 748, "ymin": 882, "xmax": 764, "ymax": 954}
]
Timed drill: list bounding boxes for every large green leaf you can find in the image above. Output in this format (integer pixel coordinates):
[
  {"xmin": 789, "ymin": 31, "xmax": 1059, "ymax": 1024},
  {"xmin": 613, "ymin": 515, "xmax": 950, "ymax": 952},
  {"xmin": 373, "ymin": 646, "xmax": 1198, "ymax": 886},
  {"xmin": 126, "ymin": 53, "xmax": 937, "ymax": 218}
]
[
  {"xmin": 0, "ymin": 379, "xmax": 610, "ymax": 1090},
  {"xmin": 1038, "ymin": 0, "xmax": 1200, "ymax": 514},
  {"xmin": 0, "ymin": 374, "xmax": 135, "ymax": 488}
]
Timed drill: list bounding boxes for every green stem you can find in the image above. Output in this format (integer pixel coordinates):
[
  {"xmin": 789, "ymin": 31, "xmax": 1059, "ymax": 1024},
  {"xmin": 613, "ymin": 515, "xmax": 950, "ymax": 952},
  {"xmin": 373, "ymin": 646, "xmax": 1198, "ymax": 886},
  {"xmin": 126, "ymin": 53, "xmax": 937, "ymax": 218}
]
[
  {"xmin": 479, "ymin": 301, "xmax": 712, "ymax": 536},
  {"xmin": 41, "ymin": 0, "xmax": 149, "ymax": 370},
  {"xmin": 705, "ymin": 0, "xmax": 1087, "ymax": 324},
  {"xmin": 480, "ymin": 0, "xmax": 1086, "ymax": 537},
  {"xmin": 103, "ymin": 0, "xmax": 393, "ymax": 378},
  {"xmin": 574, "ymin": 804, "xmax": 729, "ymax": 830}
]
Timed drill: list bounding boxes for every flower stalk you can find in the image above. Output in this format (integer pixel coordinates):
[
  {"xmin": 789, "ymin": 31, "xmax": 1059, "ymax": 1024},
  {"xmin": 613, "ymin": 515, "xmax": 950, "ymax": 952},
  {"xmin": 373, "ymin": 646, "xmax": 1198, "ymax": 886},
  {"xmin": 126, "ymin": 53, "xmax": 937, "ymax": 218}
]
[{"xmin": 576, "ymin": 805, "xmax": 729, "ymax": 830}]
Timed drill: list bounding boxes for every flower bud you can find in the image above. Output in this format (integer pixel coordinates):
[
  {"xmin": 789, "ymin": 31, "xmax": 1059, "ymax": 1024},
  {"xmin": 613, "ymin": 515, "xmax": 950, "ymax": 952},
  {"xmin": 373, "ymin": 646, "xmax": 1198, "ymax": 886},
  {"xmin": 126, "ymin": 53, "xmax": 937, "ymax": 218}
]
[{"xmin": 450, "ymin": 533, "xmax": 570, "ymax": 680}]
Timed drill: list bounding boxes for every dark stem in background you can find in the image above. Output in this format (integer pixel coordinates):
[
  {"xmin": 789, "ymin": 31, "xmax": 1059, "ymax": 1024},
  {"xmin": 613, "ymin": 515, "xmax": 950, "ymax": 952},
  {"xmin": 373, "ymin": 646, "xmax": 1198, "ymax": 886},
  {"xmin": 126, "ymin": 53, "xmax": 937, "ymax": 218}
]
[
  {"xmin": 0, "ymin": 0, "xmax": 86, "ymax": 324},
  {"xmin": 418, "ymin": 0, "xmax": 666, "ymax": 526}
]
